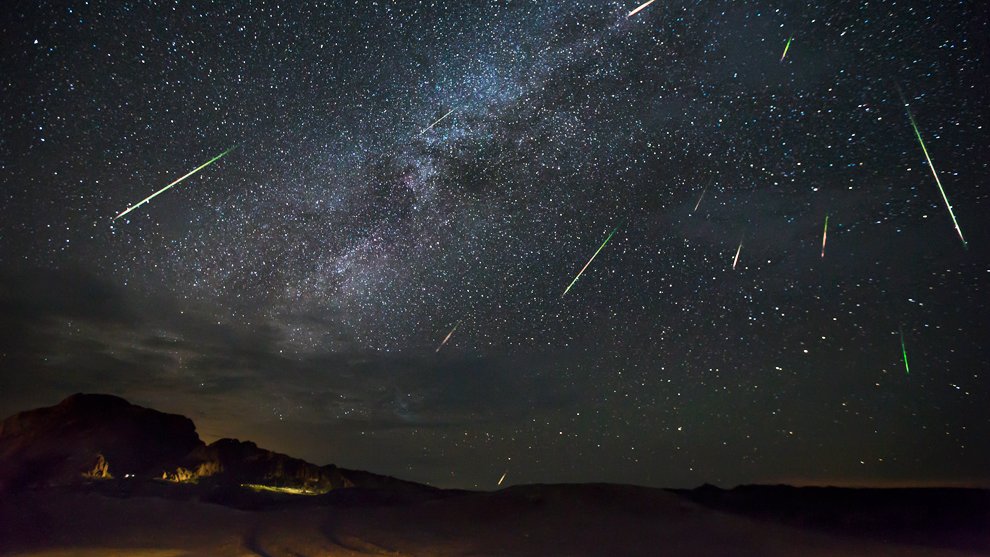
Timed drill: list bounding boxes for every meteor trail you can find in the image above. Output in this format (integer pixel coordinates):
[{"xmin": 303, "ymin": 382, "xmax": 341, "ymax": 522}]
[
  {"xmin": 115, "ymin": 146, "xmax": 236, "ymax": 220},
  {"xmin": 562, "ymin": 223, "xmax": 622, "ymax": 297},
  {"xmin": 419, "ymin": 108, "xmax": 456, "ymax": 136},
  {"xmin": 732, "ymin": 239, "xmax": 743, "ymax": 270},
  {"xmin": 627, "ymin": 0, "xmax": 657, "ymax": 17},
  {"xmin": 821, "ymin": 214, "xmax": 829, "ymax": 258},
  {"xmin": 898, "ymin": 89, "xmax": 967, "ymax": 247},
  {"xmin": 692, "ymin": 183, "xmax": 708, "ymax": 213},
  {"xmin": 780, "ymin": 37, "xmax": 792, "ymax": 62},
  {"xmin": 498, "ymin": 470, "xmax": 508, "ymax": 486},
  {"xmin": 436, "ymin": 320, "xmax": 462, "ymax": 353},
  {"xmin": 899, "ymin": 328, "xmax": 910, "ymax": 375}
]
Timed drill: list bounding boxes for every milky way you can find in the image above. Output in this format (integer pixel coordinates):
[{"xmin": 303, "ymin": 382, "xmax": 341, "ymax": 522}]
[{"xmin": 1, "ymin": 1, "xmax": 988, "ymax": 489}]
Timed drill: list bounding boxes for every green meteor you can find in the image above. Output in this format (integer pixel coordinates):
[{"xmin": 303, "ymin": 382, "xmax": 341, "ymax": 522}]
[
  {"xmin": 115, "ymin": 146, "xmax": 237, "ymax": 220},
  {"xmin": 899, "ymin": 328, "xmax": 910, "ymax": 375},
  {"xmin": 562, "ymin": 223, "xmax": 622, "ymax": 297},
  {"xmin": 780, "ymin": 37, "xmax": 792, "ymax": 62},
  {"xmin": 898, "ymin": 90, "xmax": 966, "ymax": 247}
]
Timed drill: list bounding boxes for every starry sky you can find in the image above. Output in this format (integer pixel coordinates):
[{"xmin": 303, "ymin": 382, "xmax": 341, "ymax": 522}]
[{"xmin": 1, "ymin": 0, "xmax": 988, "ymax": 490}]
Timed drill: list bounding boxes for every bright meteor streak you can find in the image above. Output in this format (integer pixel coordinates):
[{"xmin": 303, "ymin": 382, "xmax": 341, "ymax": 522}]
[
  {"xmin": 627, "ymin": 0, "xmax": 657, "ymax": 17},
  {"xmin": 732, "ymin": 239, "xmax": 743, "ymax": 270},
  {"xmin": 419, "ymin": 108, "xmax": 456, "ymax": 136},
  {"xmin": 692, "ymin": 183, "xmax": 708, "ymax": 213},
  {"xmin": 498, "ymin": 470, "xmax": 508, "ymax": 486},
  {"xmin": 436, "ymin": 320, "xmax": 462, "ymax": 353},
  {"xmin": 562, "ymin": 223, "xmax": 622, "ymax": 297},
  {"xmin": 780, "ymin": 37, "xmax": 792, "ymax": 62},
  {"xmin": 821, "ymin": 214, "xmax": 829, "ymax": 258},
  {"xmin": 115, "ymin": 147, "xmax": 236, "ymax": 220},
  {"xmin": 898, "ymin": 89, "xmax": 967, "ymax": 247},
  {"xmin": 899, "ymin": 328, "xmax": 910, "ymax": 375}
]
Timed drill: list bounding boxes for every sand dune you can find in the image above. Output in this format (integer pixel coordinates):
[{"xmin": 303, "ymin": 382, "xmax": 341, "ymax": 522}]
[{"xmin": 2, "ymin": 485, "xmax": 984, "ymax": 557}]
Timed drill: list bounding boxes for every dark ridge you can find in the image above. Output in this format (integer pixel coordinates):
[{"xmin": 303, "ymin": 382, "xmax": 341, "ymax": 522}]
[
  {"xmin": 672, "ymin": 483, "xmax": 990, "ymax": 554},
  {"xmin": 0, "ymin": 393, "xmax": 434, "ymax": 500},
  {"xmin": 0, "ymin": 393, "xmax": 202, "ymax": 492}
]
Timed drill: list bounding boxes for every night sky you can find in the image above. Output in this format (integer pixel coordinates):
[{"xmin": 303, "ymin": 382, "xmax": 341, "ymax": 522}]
[{"xmin": 1, "ymin": 1, "xmax": 988, "ymax": 490}]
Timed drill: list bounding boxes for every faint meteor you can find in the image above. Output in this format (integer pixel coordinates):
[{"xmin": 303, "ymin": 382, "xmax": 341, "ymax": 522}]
[
  {"xmin": 562, "ymin": 222, "xmax": 622, "ymax": 297},
  {"xmin": 419, "ymin": 108, "xmax": 456, "ymax": 136},
  {"xmin": 899, "ymin": 328, "xmax": 910, "ymax": 375},
  {"xmin": 627, "ymin": 0, "xmax": 657, "ymax": 17},
  {"xmin": 897, "ymin": 88, "xmax": 966, "ymax": 247},
  {"xmin": 692, "ymin": 183, "xmax": 708, "ymax": 213},
  {"xmin": 821, "ymin": 214, "xmax": 829, "ymax": 258},
  {"xmin": 436, "ymin": 320, "xmax": 462, "ymax": 353},
  {"xmin": 780, "ymin": 37, "xmax": 792, "ymax": 62},
  {"xmin": 115, "ymin": 146, "xmax": 236, "ymax": 220},
  {"xmin": 498, "ymin": 470, "xmax": 508, "ymax": 486},
  {"xmin": 732, "ymin": 238, "xmax": 743, "ymax": 270}
]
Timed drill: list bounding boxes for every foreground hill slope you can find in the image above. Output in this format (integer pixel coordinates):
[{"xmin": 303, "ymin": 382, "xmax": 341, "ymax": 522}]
[
  {"xmin": 1, "ymin": 484, "xmax": 985, "ymax": 557},
  {"xmin": 0, "ymin": 394, "xmax": 987, "ymax": 556}
]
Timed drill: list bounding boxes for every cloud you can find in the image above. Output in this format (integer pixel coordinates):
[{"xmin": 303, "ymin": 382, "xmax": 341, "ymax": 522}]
[{"xmin": 0, "ymin": 267, "xmax": 581, "ymax": 446}]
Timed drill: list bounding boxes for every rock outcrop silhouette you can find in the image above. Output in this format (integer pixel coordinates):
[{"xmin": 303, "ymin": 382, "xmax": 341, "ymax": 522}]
[
  {"xmin": 0, "ymin": 393, "xmax": 422, "ymax": 495},
  {"xmin": 0, "ymin": 393, "xmax": 200, "ymax": 491}
]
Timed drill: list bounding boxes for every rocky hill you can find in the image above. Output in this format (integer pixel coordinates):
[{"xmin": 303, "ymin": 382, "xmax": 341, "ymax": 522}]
[
  {"xmin": 0, "ymin": 393, "xmax": 200, "ymax": 490},
  {"xmin": 0, "ymin": 393, "xmax": 424, "ymax": 495}
]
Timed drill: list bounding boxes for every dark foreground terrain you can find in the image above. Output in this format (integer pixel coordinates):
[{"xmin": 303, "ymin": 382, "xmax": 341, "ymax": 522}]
[
  {"xmin": 2, "ymin": 481, "xmax": 989, "ymax": 556},
  {"xmin": 1, "ymin": 395, "xmax": 987, "ymax": 556}
]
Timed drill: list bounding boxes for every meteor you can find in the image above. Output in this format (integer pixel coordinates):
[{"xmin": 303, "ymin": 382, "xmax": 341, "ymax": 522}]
[
  {"xmin": 821, "ymin": 214, "xmax": 829, "ymax": 258},
  {"xmin": 419, "ymin": 108, "xmax": 456, "ymax": 136},
  {"xmin": 899, "ymin": 328, "xmax": 910, "ymax": 375},
  {"xmin": 498, "ymin": 470, "xmax": 508, "ymax": 486},
  {"xmin": 115, "ymin": 146, "xmax": 236, "ymax": 220},
  {"xmin": 898, "ymin": 89, "xmax": 966, "ymax": 247},
  {"xmin": 780, "ymin": 37, "xmax": 792, "ymax": 62},
  {"xmin": 436, "ymin": 320, "xmax": 462, "ymax": 353},
  {"xmin": 562, "ymin": 222, "xmax": 622, "ymax": 297},
  {"xmin": 732, "ymin": 239, "xmax": 743, "ymax": 270},
  {"xmin": 627, "ymin": 0, "xmax": 657, "ymax": 17},
  {"xmin": 692, "ymin": 183, "xmax": 708, "ymax": 213}
]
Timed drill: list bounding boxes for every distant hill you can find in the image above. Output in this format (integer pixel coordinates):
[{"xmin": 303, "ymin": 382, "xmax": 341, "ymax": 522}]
[{"xmin": 0, "ymin": 393, "xmax": 428, "ymax": 496}]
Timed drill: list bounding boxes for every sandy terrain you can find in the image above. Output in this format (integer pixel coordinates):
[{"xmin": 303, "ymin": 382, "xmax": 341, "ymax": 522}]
[{"xmin": 2, "ymin": 484, "xmax": 984, "ymax": 557}]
